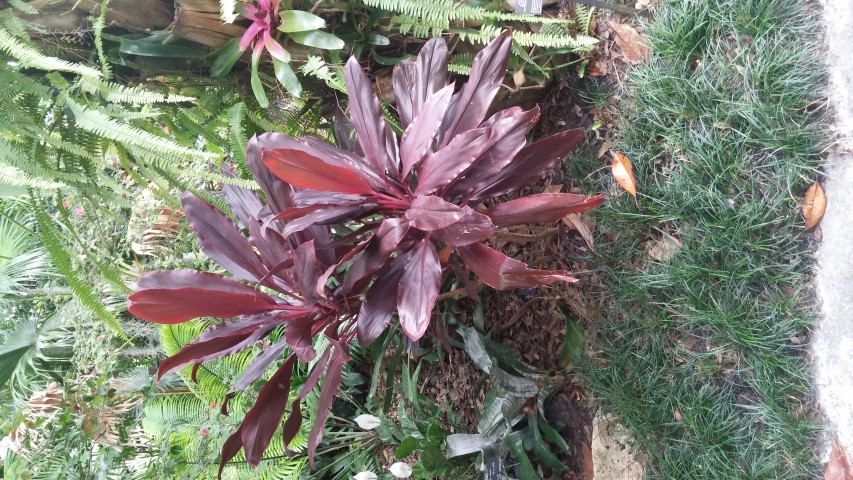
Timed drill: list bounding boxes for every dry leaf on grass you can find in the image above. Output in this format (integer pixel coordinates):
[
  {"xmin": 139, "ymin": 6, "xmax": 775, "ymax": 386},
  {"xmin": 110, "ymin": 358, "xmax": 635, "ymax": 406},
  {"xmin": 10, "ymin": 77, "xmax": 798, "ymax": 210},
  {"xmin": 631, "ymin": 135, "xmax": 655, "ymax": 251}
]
[
  {"xmin": 611, "ymin": 152, "xmax": 637, "ymax": 197},
  {"xmin": 825, "ymin": 441, "xmax": 853, "ymax": 480},
  {"xmin": 803, "ymin": 183, "xmax": 826, "ymax": 231},
  {"xmin": 645, "ymin": 235, "xmax": 681, "ymax": 262},
  {"xmin": 563, "ymin": 213, "xmax": 595, "ymax": 250},
  {"xmin": 607, "ymin": 21, "xmax": 651, "ymax": 64}
]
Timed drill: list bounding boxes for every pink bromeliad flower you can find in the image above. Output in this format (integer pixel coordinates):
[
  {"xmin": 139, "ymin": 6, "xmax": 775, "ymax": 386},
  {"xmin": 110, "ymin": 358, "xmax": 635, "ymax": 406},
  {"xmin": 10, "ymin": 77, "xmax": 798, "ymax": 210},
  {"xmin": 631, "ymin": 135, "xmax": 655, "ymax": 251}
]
[{"xmin": 238, "ymin": 0, "xmax": 288, "ymax": 62}]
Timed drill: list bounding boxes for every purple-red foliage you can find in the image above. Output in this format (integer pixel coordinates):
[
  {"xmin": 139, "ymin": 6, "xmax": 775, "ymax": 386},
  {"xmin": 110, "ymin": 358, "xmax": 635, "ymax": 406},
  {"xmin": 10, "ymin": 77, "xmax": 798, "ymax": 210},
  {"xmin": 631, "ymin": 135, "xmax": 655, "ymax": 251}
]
[{"xmin": 128, "ymin": 31, "xmax": 603, "ymax": 477}]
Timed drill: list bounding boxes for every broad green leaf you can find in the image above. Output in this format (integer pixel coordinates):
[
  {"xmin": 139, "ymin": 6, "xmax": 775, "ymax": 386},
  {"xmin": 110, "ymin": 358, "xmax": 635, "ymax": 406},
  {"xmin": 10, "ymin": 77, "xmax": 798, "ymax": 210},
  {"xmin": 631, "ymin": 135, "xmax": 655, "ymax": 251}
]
[
  {"xmin": 395, "ymin": 436, "xmax": 421, "ymax": 459},
  {"xmin": 119, "ymin": 37, "xmax": 201, "ymax": 57},
  {"xmin": 289, "ymin": 30, "xmax": 344, "ymax": 50},
  {"xmin": 250, "ymin": 54, "xmax": 269, "ymax": 108},
  {"xmin": 278, "ymin": 10, "xmax": 326, "ymax": 32},
  {"xmin": 273, "ymin": 58, "xmax": 302, "ymax": 97},
  {"xmin": 211, "ymin": 38, "xmax": 242, "ymax": 79},
  {"xmin": 559, "ymin": 307, "xmax": 585, "ymax": 370}
]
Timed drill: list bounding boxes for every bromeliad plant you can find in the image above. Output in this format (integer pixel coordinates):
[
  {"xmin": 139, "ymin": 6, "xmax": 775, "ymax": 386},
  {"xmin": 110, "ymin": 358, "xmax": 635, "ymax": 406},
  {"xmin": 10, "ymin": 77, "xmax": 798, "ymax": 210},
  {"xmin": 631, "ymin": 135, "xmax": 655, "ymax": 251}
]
[
  {"xmin": 212, "ymin": 0, "xmax": 345, "ymax": 105},
  {"xmin": 129, "ymin": 30, "xmax": 603, "ymax": 477}
]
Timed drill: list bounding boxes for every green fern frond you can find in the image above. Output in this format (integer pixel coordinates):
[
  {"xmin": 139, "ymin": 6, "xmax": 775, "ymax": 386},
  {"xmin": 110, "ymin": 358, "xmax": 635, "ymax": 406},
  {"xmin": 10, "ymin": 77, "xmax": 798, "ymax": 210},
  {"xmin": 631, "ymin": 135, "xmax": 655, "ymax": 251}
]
[
  {"xmin": 301, "ymin": 55, "xmax": 346, "ymax": 93},
  {"xmin": 31, "ymin": 198, "xmax": 127, "ymax": 339},
  {"xmin": 0, "ymin": 165, "xmax": 64, "ymax": 195},
  {"xmin": 63, "ymin": 96, "xmax": 216, "ymax": 160},
  {"xmin": 363, "ymin": 0, "xmax": 574, "ymax": 25},
  {"xmin": 0, "ymin": 26, "xmax": 102, "ymax": 78},
  {"xmin": 228, "ymin": 103, "xmax": 248, "ymax": 166},
  {"xmin": 6, "ymin": 0, "xmax": 37, "ymax": 15},
  {"xmin": 92, "ymin": 0, "xmax": 113, "ymax": 79},
  {"xmin": 78, "ymin": 77, "xmax": 195, "ymax": 105}
]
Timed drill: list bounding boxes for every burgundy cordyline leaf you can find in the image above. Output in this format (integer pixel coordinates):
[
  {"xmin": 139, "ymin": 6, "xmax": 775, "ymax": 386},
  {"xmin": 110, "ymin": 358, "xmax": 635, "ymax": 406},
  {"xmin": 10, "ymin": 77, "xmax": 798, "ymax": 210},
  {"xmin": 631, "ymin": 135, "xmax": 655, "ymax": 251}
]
[
  {"xmin": 246, "ymin": 136, "xmax": 296, "ymax": 214},
  {"xmin": 293, "ymin": 240, "xmax": 320, "ymax": 305},
  {"xmin": 284, "ymin": 315, "xmax": 318, "ymax": 362},
  {"xmin": 399, "ymin": 84, "xmax": 454, "ymax": 178},
  {"xmin": 456, "ymin": 242, "xmax": 577, "ymax": 290},
  {"xmin": 333, "ymin": 108, "xmax": 359, "ymax": 153},
  {"xmin": 431, "ymin": 208, "xmax": 496, "ymax": 246},
  {"xmin": 279, "ymin": 203, "xmax": 377, "ymax": 239},
  {"xmin": 281, "ymin": 347, "xmax": 331, "ymax": 450},
  {"xmin": 344, "ymin": 57, "xmax": 396, "ymax": 176},
  {"xmin": 357, "ymin": 252, "xmax": 409, "ymax": 346},
  {"xmin": 343, "ymin": 218, "xmax": 411, "ymax": 292},
  {"xmin": 486, "ymin": 193, "xmax": 606, "ymax": 227},
  {"xmin": 415, "ymin": 127, "xmax": 492, "ymax": 196},
  {"xmin": 439, "ymin": 30, "xmax": 512, "ymax": 146},
  {"xmin": 228, "ymin": 338, "xmax": 290, "ymax": 395},
  {"xmin": 262, "ymin": 149, "xmax": 375, "ymax": 195},
  {"xmin": 472, "ymin": 128, "xmax": 586, "ymax": 200},
  {"xmin": 219, "ymin": 426, "xmax": 245, "ymax": 478},
  {"xmin": 307, "ymin": 342, "xmax": 351, "ymax": 467},
  {"xmin": 181, "ymin": 192, "xmax": 268, "ymax": 284},
  {"xmin": 405, "ymin": 195, "xmax": 464, "ymax": 231},
  {"xmin": 393, "ymin": 37, "xmax": 449, "ymax": 128},
  {"xmin": 443, "ymin": 106, "xmax": 540, "ymax": 198},
  {"xmin": 397, "ymin": 239, "xmax": 441, "ymax": 341},
  {"xmin": 129, "ymin": 270, "xmax": 285, "ymax": 324},
  {"xmin": 239, "ymin": 354, "xmax": 298, "ymax": 466},
  {"xmin": 299, "ymin": 136, "xmax": 386, "ymax": 189},
  {"xmin": 156, "ymin": 319, "xmax": 281, "ymax": 380}
]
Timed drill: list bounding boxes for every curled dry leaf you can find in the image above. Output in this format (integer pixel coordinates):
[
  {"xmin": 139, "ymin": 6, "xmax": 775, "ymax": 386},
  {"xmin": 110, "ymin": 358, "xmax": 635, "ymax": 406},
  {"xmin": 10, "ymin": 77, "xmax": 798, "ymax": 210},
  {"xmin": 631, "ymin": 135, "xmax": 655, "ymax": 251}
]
[
  {"xmin": 607, "ymin": 21, "xmax": 651, "ymax": 65},
  {"xmin": 611, "ymin": 152, "xmax": 637, "ymax": 198},
  {"xmin": 563, "ymin": 213, "xmax": 595, "ymax": 250},
  {"xmin": 825, "ymin": 441, "xmax": 853, "ymax": 480},
  {"xmin": 803, "ymin": 183, "xmax": 827, "ymax": 231}
]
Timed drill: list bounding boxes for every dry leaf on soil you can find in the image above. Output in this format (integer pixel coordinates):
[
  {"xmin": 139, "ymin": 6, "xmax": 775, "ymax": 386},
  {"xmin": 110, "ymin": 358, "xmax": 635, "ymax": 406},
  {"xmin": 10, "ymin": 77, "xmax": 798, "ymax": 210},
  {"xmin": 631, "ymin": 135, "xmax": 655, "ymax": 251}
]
[
  {"xmin": 825, "ymin": 441, "xmax": 853, "ymax": 480},
  {"xmin": 582, "ymin": 441, "xmax": 595, "ymax": 480},
  {"xmin": 803, "ymin": 183, "xmax": 827, "ymax": 231},
  {"xmin": 611, "ymin": 152, "xmax": 637, "ymax": 197},
  {"xmin": 607, "ymin": 21, "xmax": 651, "ymax": 65}
]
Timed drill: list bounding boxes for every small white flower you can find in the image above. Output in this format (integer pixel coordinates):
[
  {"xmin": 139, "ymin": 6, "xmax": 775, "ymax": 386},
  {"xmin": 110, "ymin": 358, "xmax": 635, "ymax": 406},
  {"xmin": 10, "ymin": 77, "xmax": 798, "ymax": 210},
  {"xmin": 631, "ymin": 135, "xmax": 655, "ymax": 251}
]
[
  {"xmin": 354, "ymin": 413, "xmax": 381, "ymax": 430},
  {"xmin": 353, "ymin": 472, "xmax": 378, "ymax": 480},
  {"xmin": 389, "ymin": 462, "xmax": 413, "ymax": 478}
]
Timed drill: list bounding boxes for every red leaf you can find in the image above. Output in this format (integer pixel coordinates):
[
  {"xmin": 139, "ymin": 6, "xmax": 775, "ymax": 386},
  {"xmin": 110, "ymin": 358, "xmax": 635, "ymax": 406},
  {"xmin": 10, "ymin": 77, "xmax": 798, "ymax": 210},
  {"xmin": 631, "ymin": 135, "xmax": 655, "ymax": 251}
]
[
  {"xmin": 397, "ymin": 240, "xmax": 441, "ymax": 341},
  {"xmin": 293, "ymin": 240, "xmax": 320, "ymax": 304},
  {"xmin": 307, "ymin": 342, "xmax": 350, "ymax": 467},
  {"xmin": 431, "ymin": 207, "xmax": 495, "ymax": 246},
  {"xmin": 246, "ymin": 134, "xmax": 297, "ymax": 213},
  {"xmin": 284, "ymin": 313, "xmax": 318, "ymax": 362},
  {"xmin": 343, "ymin": 218, "xmax": 411, "ymax": 292},
  {"xmin": 181, "ymin": 192, "xmax": 267, "ymax": 284},
  {"xmin": 456, "ymin": 242, "xmax": 577, "ymax": 290},
  {"xmin": 279, "ymin": 203, "xmax": 376, "ymax": 239},
  {"xmin": 473, "ymin": 128, "xmax": 585, "ymax": 200},
  {"xmin": 228, "ymin": 338, "xmax": 290, "ymax": 394},
  {"xmin": 357, "ymin": 252, "xmax": 408, "ymax": 346},
  {"xmin": 157, "ymin": 317, "xmax": 281, "ymax": 380},
  {"xmin": 218, "ymin": 425, "xmax": 245, "ymax": 479},
  {"xmin": 262, "ymin": 148, "xmax": 375, "ymax": 195},
  {"xmin": 485, "ymin": 193, "xmax": 605, "ymax": 227},
  {"xmin": 345, "ymin": 56, "xmax": 394, "ymax": 176},
  {"xmin": 239, "ymin": 354, "xmax": 298, "ymax": 466},
  {"xmin": 415, "ymin": 128, "xmax": 492, "ymax": 195},
  {"xmin": 400, "ymin": 84, "xmax": 454, "ymax": 178},
  {"xmin": 129, "ymin": 270, "xmax": 285, "ymax": 324},
  {"xmin": 281, "ymin": 348, "xmax": 331, "ymax": 449},
  {"xmin": 439, "ymin": 30, "xmax": 512, "ymax": 146},
  {"xmin": 393, "ymin": 38, "xmax": 449, "ymax": 129},
  {"xmin": 405, "ymin": 195, "xmax": 465, "ymax": 231},
  {"xmin": 443, "ymin": 106, "xmax": 540, "ymax": 198}
]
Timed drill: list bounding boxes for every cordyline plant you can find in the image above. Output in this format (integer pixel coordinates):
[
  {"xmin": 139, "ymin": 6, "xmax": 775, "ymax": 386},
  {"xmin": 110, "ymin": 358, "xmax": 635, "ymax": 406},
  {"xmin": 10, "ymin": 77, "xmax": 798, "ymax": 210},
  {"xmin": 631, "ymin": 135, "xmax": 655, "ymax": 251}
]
[{"xmin": 128, "ymin": 30, "xmax": 603, "ymax": 476}]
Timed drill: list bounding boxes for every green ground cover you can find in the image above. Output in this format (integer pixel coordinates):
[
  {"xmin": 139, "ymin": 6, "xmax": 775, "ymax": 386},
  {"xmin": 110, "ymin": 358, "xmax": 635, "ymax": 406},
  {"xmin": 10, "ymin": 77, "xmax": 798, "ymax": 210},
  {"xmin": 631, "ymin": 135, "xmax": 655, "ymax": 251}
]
[{"xmin": 571, "ymin": 0, "xmax": 827, "ymax": 477}]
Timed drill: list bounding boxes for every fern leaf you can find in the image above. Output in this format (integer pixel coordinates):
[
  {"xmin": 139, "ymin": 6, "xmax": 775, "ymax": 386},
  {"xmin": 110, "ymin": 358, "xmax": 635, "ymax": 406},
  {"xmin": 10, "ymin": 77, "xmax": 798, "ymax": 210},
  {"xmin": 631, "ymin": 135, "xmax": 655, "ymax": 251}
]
[
  {"xmin": 0, "ymin": 26, "xmax": 102, "ymax": 78},
  {"xmin": 31, "ymin": 199, "xmax": 127, "ymax": 339},
  {"xmin": 0, "ymin": 165, "xmax": 64, "ymax": 195},
  {"xmin": 63, "ymin": 97, "xmax": 216, "ymax": 160},
  {"xmin": 79, "ymin": 77, "xmax": 195, "ymax": 105}
]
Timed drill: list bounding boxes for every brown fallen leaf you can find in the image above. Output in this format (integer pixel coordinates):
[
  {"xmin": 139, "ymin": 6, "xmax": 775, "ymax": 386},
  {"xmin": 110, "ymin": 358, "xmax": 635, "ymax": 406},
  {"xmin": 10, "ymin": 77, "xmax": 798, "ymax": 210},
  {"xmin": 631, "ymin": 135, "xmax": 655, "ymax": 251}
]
[
  {"xmin": 582, "ymin": 441, "xmax": 595, "ymax": 480},
  {"xmin": 803, "ymin": 183, "xmax": 827, "ymax": 231},
  {"xmin": 825, "ymin": 441, "xmax": 853, "ymax": 480},
  {"xmin": 512, "ymin": 68, "xmax": 526, "ymax": 87},
  {"xmin": 611, "ymin": 151, "xmax": 637, "ymax": 197},
  {"xmin": 563, "ymin": 213, "xmax": 595, "ymax": 250},
  {"xmin": 607, "ymin": 21, "xmax": 651, "ymax": 64}
]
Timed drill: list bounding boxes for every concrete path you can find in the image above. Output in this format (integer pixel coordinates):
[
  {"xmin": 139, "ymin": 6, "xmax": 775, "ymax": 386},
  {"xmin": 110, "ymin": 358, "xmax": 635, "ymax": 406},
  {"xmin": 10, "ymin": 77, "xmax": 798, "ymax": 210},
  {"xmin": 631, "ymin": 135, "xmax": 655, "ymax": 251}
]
[{"xmin": 814, "ymin": 0, "xmax": 853, "ymax": 461}]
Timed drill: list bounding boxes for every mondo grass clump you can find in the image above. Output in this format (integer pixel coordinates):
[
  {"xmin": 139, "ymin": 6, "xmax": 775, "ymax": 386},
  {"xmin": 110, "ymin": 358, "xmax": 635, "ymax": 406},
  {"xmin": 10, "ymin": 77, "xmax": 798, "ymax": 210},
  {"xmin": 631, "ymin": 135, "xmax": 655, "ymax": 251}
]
[{"xmin": 580, "ymin": 0, "xmax": 826, "ymax": 478}]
